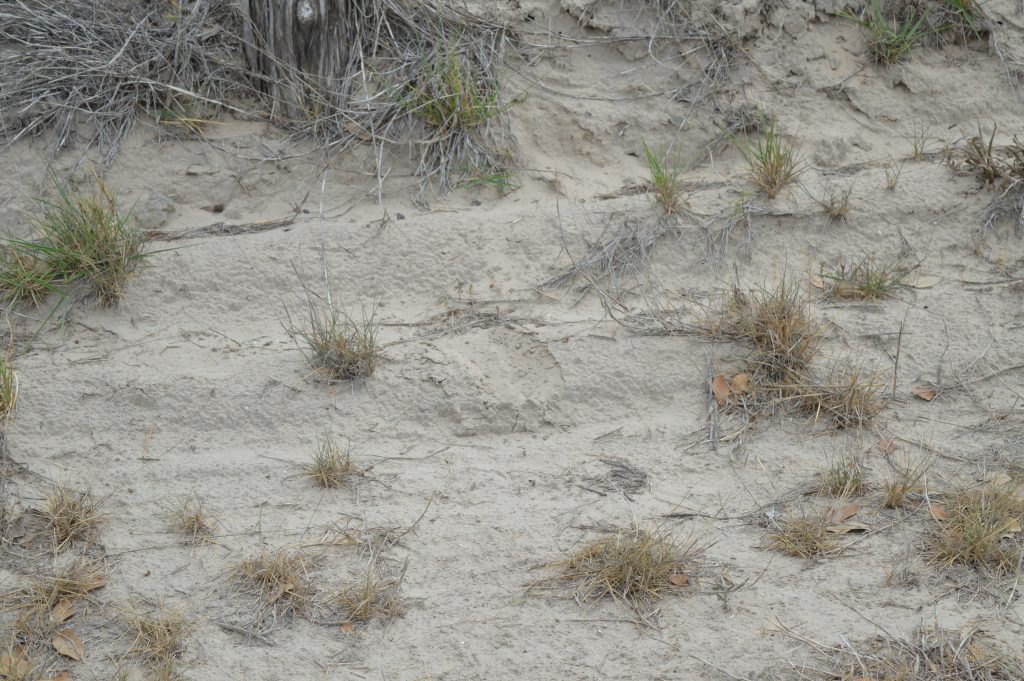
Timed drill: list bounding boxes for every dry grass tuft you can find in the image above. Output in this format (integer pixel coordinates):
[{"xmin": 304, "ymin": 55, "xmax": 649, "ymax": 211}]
[
  {"xmin": 793, "ymin": 359, "xmax": 886, "ymax": 429},
  {"xmin": 36, "ymin": 481, "xmax": 106, "ymax": 553},
  {"xmin": 925, "ymin": 483, "xmax": 1024, "ymax": 574},
  {"xmin": 304, "ymin": 434, "xmax": 365, "ymax": 489},
  {"xmin": 817, "ymin": 254, "xmax": 916, "ymax": 300},
  {"xmin": 710, "ymin": 279, "xmax": 822, "ymax": 383},
  {"xmin": 333, "ymin": 559, "xmax": 408, "ymax": 625},
  {"xmin": 814, "ymin": 184, "xmax": 852, "ymax": 221},
  {"xmin": 537, "ymin": 525, "xmax": 702, "ymax": 620},
  {"xmin": 166, "ymin": 492, "xmax": 214, "ymax": 544},
  {"xmin": 766, "ymin": 508, "xmax": 839, "ymax": 558},
  {"xmin": 817, "ymin": 455, "xmax": 868, "ymax": 498},
  {"xmin": 234, "ymin": 548, "xmax": 312, "ymax": 619},
  {"xmin": 801, "ymin": 626, "xmax": 1024, "ymax": 680},
  {"xmin": 1, "ymin": 559, "xmax": 107, "ymax": 641},
  {"xmin": 297, "ymin": 296, "xmax": 380, "ymax": 382},
  {"xmin": 882, "ymin": 455, "xmax": 932, "ymax": 510},
  {"xmin": 121, "ymin": 601, "xmax": 193, "ymax": 668}
]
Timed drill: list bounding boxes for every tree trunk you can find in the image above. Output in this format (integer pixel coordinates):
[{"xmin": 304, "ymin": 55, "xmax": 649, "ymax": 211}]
[{"xmin": 241, "ymin": 0, "xmax": 362, "ymax": 120}]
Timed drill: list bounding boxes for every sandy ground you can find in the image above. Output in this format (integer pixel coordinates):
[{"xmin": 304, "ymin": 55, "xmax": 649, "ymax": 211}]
[{"xmin": 3, "ymin": 0, "xmax": 1024, "ymax": 679}]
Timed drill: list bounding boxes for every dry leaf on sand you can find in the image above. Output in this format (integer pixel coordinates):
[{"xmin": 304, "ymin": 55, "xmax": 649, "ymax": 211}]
[
  {"xmin": 52, "ymin": 629, "xmax": 84, "ymax": 661},
  {"xmin": 911, "ymin": 386, "xmax": 937, "ymax": 401},
  {"xmin": 711, "ymin": 374, "xmax": 730, "ymax": 406},
  {"xmin": 832, "ymin": 504, "xmax": 859, "ymax": 523},
  {"xmin": 669, "ymin": 573, "xmax": 689, "ymax": 587}
]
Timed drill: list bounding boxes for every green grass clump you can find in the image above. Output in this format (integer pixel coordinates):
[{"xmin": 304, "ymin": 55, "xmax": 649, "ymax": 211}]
[
  {"xmin": 404, "ymin": 48, "xmax": 504, "ymax": 132},
  {"xmin": 842, "ymin": 1, "xmax": 929, "ymax": 66},
  {"xmin": 2, "ymin": 174, "xmax": 146, "ymax": 306},
  {"xmin": 732, "ymin": 116, "xmax": 802, "ymax": 198},
  {"xmin": 642, "ymin": 142, "xmax": 684, "ymax": 213},
  {"xmin": 817, "ymin": 254, "xmax": 915, "ymax": 300}
]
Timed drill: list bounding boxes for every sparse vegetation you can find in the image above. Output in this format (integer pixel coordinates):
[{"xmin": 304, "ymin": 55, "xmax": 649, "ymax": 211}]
[
  {"xmin": 817, "ymin": 254, "xmax": 915, "ymax": 300},
  {"xmin": 333, "ymin": 559, "xmax": 407, "ymax": 625},
  {"xmin": 235, "ymin": 548, "xmax": 312, "ymax": 619},
  {"xmin": 0, "ymin": 346, "xmax": 17, "ymax": 421},
  {"xmin": 882, "ymin": 455, "xmax": 932, "ymax": 509},
  {"xmin": 814, "ymin": 184, "xmax": 852, "ymax": 221},
  {"xmin": 36, "ymin": 481, "xmax": 105, "ymax": 552},
  {"xmin": 766, "ymin": 508, "xmax": 838, "ymax": 558},
  {"xmin": 794, "ymin": 626, "xmax": 1024, "ymax": 680},
  {"xmin": 818, "ymin": 455, "xmax": 868, "ymax": 498},
  {"xmin": 925, "ymin": 483, "xmax": 1024, "ymax": 574},
  {"xmin": 296, "ymin": 295, "xmax": 380, "ymax": 382},
  {"xmin": 733, "ymin": 116, "xmax": 803, "ymax": 198},
  {"xmin": 842, "ymin": 1, "xmax": 930, "ymax": 66},
  {"xmin": 305, "ymin": 434, "xmax": 364, "ymax": 489},
  {"xmin": 906, "ymin": 122, "xmax": 931, "ymax": 160},
  {"xmin": 166, "ymin": 492, "xmax": 214, "ymax": 544},
  {"xmin": 1, "ymin": 559, "xmax": 106, "ymax": 642},
  {"xmin": 642, "ymin": 142, "xmax": 684, "ymax": 213},
  {"xmin": 885, "ymin": 157, "xmax": 904, "ymax": 189},
  {"xmin": 2, "ymin": 174, "xmax": 147, "ymax": 307},
  {"xmin": 534, "ymin": 525, "xmax": 702, "ymax": 620},
  {"xmin": 121, "ymin": 601, "xmax": 193, "ymax": 673},
  {"xmin": 710, "ymin": 279, "xmax": 821, "ymax": 383},
  {"xmin": 795, "ymin": 359, "xmax": 885, "ymax": 429}
]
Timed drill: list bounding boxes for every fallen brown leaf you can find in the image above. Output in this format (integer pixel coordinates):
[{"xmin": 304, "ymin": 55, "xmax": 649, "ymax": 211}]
[
  {"xmin": 928, "ymin": 504, "xmax": 948, "ymax": 521},
  {"xmin": 50, "ymin": 598, "xmax": 76, "ymax": 624},
  {"xmin": 832, "ymin": 504, "xmax": 859, "ymax": 524},
  {"xmin": 52, "ymin": 629, "xmax": 84, "ymax": 661},
  {"xmin": 340, "ymin": 622, "xmax": 355, "ymax": 633},
  {"xmin": 0, "ymin": 650, "xmax": 30, "ymax": 677},
  {"xmin": 879, "ymin": 438, "xmax": 897, "ymax": 454},
  {"xmin": 731, "ymin": 373, "xmax": 750, "ymax": 394},
  {"xmin": 809, "ymin": 275, "xmax": 826, "ymax": 289},
  {"xmin": 44, "ymin": 672, "xmax": 73, "ymax": 681},
  {"xmin": 711, "ymin": 373, "xmax": 730, "ymax": 406},
  {"xmin": 911, "ymin": 386, "xmax": 937, "ymax": 401},
  {"xmin": 669, "ymin": 573, "xmax": 689, "ymax": 587},
  {"xmin": 826, "ymin": 522, "xmax": 870, "ymax": 534}
]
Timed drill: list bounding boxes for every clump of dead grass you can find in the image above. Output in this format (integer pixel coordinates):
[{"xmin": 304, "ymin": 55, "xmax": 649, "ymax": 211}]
[
  {"xmin": 305, "ymin": 434, "xmax": 365, "ymax": 489},
  {"xmin": 333, "ymin": 559, "xmax": 408, "ymax": 625},
  {"xmin": 793, "ymin": 359, "xmax": 886, "ymax": 429},
  {"xmin": 534, "ymin": 525, "xmax": 701, "ymax": 620},
  {"xmin": 817, "ymin": 455, "xmax": 868, "ymax": 498},
  {"xmin": 882, "ymin": 455, "xmax": 932, "ymax": 509},
  {"xmin": 1, "ymin": 559, "xmax": 107, "ymax": 639},
  {"xmin": 0, "ymin": 345, "xmax": 18, "ymax": 422},
  {"xmin": 813, "ymin": 184, "xmax": 852, "ymax": 221},
  {"xmin": 296, "ymin": 295, "xmax": 380, "ymax": 382},
  {"xmin": 925, "ymin": 483, "xmax": 1024, "ymax": 574},
  {"xmin": 165, "ymin": 492, "xmax": 214, "ymax": 544},
  {"xmin": 234, "ymin": 548, "xmax": 312, "ymax": 620},
  {"xmin": 766, "ymin": 508, "xmax": 839, "ymax": 558},
  {"xmin": 36, "ymin": 481, "xmax": 106, "ymax": 553},
  {"xmin": 708, "ymin": 279, "xmax": 821, "ymax": 383},
  {"xmin": 121, "ymin": 600, "xmax": 193, "ymax": 671},
  {"xmin": 787, "ymin": 625, "xmax": 1024, "ymax": 680}
]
